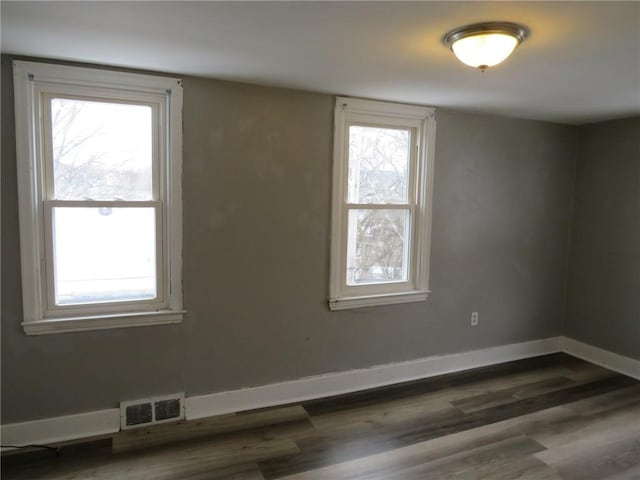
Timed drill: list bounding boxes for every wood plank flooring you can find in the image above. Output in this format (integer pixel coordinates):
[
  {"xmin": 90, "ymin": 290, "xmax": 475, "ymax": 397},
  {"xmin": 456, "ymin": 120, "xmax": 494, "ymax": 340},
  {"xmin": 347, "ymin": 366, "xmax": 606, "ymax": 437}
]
[{"xmin": 3, "ymin": 353, "xmax": 639, "ymax": 479}]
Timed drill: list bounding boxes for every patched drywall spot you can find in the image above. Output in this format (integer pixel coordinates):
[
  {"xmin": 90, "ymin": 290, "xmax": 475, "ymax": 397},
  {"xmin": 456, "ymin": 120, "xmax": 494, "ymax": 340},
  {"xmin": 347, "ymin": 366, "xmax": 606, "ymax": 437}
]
[
  {"xmin": 236, "ymin": 117, "xmax": 256, "ymax": 133},
  {"xmin": 266, "ymin": 130, "xmax": 281, "ymax": 145},
  {"xmin": 207, "ymin": 211, "xmax": 226, "ymax": 230},
  {"xmin": 508, "ymin": 258, "xmax": 531, "ymax": 279},
  {"xmin": 208, "ymin": 126, "xmax": 224, "ymax": 149}
]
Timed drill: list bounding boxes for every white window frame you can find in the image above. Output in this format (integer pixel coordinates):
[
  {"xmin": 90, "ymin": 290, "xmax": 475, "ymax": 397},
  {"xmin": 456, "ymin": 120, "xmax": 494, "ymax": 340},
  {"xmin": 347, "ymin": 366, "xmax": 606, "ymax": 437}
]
[
  {"xmin": 329, "ymin": 97, "xmax": 437, "ymax": 310},
  {"xmin": 13, "ymin": 61, "xmax": 184, "ymax": 334}
]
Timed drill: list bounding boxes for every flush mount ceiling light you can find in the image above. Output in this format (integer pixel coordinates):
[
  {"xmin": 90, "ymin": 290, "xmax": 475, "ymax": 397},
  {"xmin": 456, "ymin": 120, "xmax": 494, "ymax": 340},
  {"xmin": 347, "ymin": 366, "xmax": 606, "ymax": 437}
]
[{"xmin": 443, "ymin": 22, "xmax": 529, "ymax": 71}]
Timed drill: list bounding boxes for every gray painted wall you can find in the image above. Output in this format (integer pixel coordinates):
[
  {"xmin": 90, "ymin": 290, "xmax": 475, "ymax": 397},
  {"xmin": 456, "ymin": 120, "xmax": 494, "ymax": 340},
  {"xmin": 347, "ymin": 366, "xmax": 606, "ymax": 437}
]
[
  {"xmin": 564, "ymin": 118, "xmax": 640, "ymax": 360},
  {"xmin": 1, "ymin": 56, "xmax": 576, "ymax": 423}
]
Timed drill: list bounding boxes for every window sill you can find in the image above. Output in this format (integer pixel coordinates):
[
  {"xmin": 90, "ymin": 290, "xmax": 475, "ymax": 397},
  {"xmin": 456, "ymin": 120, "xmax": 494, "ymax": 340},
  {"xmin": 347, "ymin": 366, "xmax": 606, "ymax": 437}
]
[
  {"xmin": 329, "ymin": 291, "xmax": 430, "ymax": 311},
  {"xmin": 22, "ymin": 310, "xmax": 185, "ymax": 335}
]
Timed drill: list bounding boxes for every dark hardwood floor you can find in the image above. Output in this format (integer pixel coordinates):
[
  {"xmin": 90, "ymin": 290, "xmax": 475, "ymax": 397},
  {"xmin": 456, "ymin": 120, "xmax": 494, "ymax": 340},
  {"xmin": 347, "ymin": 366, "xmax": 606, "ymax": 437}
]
[{"xmin": 3, "ymin": 353, "xmax": 639, "ymax": 479}]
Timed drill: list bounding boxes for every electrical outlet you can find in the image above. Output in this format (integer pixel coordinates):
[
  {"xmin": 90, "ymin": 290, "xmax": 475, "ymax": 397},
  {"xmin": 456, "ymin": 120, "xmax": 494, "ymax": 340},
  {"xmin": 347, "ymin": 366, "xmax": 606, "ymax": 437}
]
[{"xmin": 471, "ymin": 311, "xmax": 479, "ymax": 326}]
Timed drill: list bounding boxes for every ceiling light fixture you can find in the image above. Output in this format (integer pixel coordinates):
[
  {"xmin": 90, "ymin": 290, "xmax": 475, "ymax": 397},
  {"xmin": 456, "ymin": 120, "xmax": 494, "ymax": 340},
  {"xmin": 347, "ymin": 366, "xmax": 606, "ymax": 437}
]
[{"xmin": 443, "ymin": 22, "xmax": 529, "ymax": 72}]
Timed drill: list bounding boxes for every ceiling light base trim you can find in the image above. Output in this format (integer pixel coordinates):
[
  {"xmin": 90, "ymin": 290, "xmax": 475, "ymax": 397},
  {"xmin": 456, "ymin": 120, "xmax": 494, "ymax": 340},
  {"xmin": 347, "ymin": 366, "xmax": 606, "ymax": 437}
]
[{"xmin": 443, "ymin": 22, "xmax": 530, "ymax": 71}]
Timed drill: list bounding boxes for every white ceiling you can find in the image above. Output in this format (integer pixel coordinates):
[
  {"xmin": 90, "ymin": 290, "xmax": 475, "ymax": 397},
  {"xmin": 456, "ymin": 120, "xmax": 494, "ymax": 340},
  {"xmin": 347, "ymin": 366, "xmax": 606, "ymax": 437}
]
[{"xmin": 2, "ymin": 1, "xmax": 639, "ymax": 124}]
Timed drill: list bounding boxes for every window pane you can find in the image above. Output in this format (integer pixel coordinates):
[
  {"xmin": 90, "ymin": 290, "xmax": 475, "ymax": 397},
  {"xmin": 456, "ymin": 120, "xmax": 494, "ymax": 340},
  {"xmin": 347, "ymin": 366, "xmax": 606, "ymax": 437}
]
[
  {"xmin": 347, "ymin": 209, "xmax": 410, "ymax": 285},
  {"xmin": 348, "ymin": 126, "xmax": 410, "ymax": 204},
  {"xmin": 51, "ymin": 98, "xmax": 153, "ymax": 200},
  {"xmin": 52, "ymin": 207, "xmax": 157, "ymax": 305}
]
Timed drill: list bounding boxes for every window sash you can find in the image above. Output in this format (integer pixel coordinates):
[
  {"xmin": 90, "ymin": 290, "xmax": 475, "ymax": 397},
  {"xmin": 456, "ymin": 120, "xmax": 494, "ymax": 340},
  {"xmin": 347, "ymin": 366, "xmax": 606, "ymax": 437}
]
[
  {"xmin": 42, "ymin": 201, "xmax": 166, "ymax": 318},
  {"xmin": 344, "ymin": 205, "xmax": 415, "ymax": 290},
  {"xmin": 339, "ymin": 120, "xmax": 419, "ymax": 293},
  {"xmin": 346, "ymin": 203, "xmax": 415, "ymax": 210},
  {"xmin": 41, "ymin": 92, "xmax": 162, "ymax": 202},
  {"xmin": 346, "ymin": 122, "xmax": 417, "ymax": 206},
  {"xmin": 39, "ymin": 89, "xmax": 166, "ymax": 317}
]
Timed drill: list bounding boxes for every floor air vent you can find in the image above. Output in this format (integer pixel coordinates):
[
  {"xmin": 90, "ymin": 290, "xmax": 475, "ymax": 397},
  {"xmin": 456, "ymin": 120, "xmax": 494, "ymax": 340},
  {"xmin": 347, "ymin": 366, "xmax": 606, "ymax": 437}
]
[{"xmin": 120, "ymin": 393, "xmax": 185, "ymax": 430}]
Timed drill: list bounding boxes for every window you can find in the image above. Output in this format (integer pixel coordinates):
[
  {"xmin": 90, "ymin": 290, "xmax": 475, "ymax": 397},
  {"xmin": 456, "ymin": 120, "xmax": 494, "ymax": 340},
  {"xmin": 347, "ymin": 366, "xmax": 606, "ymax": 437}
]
[
  {"xmin": 13, "ymin": 61, "xmax": 184, "ymax": 334},
  {"xmin": 329, "ymin": 97, "xmax": 436, "ymax": 310}
]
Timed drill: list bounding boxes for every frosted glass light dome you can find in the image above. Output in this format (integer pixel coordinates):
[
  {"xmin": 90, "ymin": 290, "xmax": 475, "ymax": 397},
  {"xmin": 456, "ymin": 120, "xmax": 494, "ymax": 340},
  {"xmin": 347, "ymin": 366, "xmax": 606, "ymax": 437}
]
[{"xmin": 443, "ymin": 22, "xmax": 529, "ymax": 71}]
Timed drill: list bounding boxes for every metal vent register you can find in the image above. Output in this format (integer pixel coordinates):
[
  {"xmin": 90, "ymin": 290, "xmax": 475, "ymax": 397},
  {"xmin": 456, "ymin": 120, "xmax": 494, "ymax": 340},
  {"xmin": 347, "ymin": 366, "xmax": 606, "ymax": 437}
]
[{"xmin": 120, "ymin": 393, "xmax": 185, "ymax": 429}]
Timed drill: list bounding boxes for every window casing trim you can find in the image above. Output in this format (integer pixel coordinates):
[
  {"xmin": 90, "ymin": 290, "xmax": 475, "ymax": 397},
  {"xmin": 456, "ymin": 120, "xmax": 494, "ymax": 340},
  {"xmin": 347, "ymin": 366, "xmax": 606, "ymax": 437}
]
[
  {"xmin": 21, "ymin": 310, "xmax": 186, "ymax": 335},
  {"xmin": 13, "ymin": 61, "xmax": 184, "ymax": 333},
  {"xmin": 329, "ymin": 97, "xmax": 437, "ymax": 310},
  {"xmin": 329, "ymin": 291, "xmax": 429, "ymax": 311}
]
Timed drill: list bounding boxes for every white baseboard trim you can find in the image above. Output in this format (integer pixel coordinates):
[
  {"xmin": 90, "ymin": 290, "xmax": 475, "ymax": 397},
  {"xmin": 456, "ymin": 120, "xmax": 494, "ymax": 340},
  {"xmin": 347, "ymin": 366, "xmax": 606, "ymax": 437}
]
[
  {"xmin": 561, "ymin": 337, "xmax": 640, "ymax": 380},
  {"xmin": 185, "ymin": 336, "xmax": 562, "ymax": 420},
  {"xmin": 1, "ymin": 408, "xmax": 119, "ymax": 449},
  {"xmin": 10, "ymin": 335, "xmax": 636, "ymax": 448}
]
